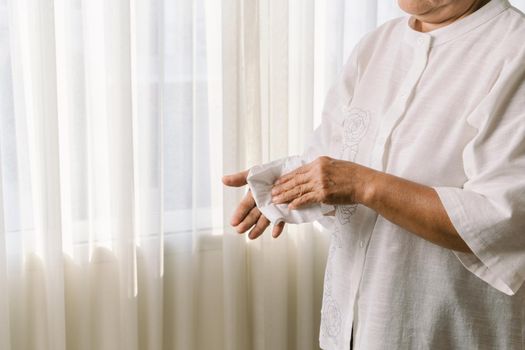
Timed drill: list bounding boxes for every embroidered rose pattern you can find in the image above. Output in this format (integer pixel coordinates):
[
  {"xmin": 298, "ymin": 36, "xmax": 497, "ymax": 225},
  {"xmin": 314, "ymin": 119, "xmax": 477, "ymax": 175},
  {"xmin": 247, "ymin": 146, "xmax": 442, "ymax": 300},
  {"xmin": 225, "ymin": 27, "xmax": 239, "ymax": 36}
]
[
  {"xmin": 343, "ymin": 106, "xmax": 369, "ymax": 143},
  {"xmin": 336, "ymin": 204, "xmax": 358, "ymax": 225},
  {"xmin": 322, "ymin": 107, "xmax": 370, "ymax": 343},
  {"xmin": 337, "ymin": 107, "xmax": 370, "ymax": 225},
  {"xmin": 321, "ymin": 296, "xmax": 343, "ymax": 338}
]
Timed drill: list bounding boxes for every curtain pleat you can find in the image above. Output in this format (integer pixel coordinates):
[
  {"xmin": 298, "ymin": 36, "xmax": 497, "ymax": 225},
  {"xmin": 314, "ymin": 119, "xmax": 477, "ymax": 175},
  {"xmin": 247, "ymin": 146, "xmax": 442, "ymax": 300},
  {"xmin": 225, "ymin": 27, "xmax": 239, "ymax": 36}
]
[
  {"xmin": 7, "ymin": 1, "xmax": 67, "ymax": 349},
  {"xmin": 221, "ymin": 0, "xmax": 252, "ymax": 348},
  {"xmin": 0, "ymin": 138, "xmax": 11, "ymax": 350}
]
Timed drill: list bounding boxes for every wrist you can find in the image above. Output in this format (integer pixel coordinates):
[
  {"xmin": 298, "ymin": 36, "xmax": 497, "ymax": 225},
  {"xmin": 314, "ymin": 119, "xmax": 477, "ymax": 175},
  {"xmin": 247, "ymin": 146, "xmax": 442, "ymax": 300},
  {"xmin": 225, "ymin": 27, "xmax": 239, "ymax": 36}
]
[{"xmin": 355, "ymin": 166, "xmax": 381, "ymax": 207}]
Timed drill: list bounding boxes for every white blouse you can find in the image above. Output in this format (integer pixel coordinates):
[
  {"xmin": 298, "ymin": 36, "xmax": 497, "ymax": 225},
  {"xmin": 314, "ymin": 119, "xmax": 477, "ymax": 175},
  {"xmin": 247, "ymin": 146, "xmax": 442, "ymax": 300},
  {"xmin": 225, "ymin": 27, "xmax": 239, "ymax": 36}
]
[{"xmin": 251, "ymin": 0, "xmax": 525, "ymax": 349}]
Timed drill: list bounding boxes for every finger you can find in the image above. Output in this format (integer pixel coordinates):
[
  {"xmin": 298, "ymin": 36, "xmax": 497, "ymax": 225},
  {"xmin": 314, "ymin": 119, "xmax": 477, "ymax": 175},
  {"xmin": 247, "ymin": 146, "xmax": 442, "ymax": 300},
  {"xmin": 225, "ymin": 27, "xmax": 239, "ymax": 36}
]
[
  {"xmin": 272, "ymin": 172, "xmax": 310, "ymax": 196},
  {"xmin": 248, "ymin": 215, "xmax": 271, "ymax": 240},
  {"xmin": 274, "ymin": 163, "xmax": 311, "ymax": 186},
  {"xmin": 272, "ymin": 221, "xmax": 286, "ymax": 238},
  {"xmin": 230, "ymin": 191, "xmax": 256, "ymax": 226},
  {"xmin": 273, "ymin": 183, "xmax": 313, "ymax": 204},
  {"xmin": 222, "ymin": 170, "xmax": 249, "ymax": 187},
  {"xmin": 235, "ymin": 206, "xmax": 261, "ymax": 233},
  {"xmin": 288, "ymin": 192, "xmax": 319, "ymax": 210},
  {"xmin": 274, "ymin": 165, "xmax": 308, "ymax": 186}
]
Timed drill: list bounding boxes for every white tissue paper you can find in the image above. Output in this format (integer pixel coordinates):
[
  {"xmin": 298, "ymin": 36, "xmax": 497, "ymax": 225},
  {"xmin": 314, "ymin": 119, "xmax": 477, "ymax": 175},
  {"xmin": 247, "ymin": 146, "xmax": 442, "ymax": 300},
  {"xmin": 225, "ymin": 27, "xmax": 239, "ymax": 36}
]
[{"xmin": 247, "ymin": 156, "xmax": 335, "ymax": 224}]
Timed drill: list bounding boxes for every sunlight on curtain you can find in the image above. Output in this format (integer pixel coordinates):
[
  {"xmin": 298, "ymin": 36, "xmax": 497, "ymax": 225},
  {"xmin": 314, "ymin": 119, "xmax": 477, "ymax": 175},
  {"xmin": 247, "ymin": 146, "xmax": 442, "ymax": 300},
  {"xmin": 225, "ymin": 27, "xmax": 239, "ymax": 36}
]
[
  {"xmin": 0, "ymin": 0, "xmax": 223, "ymax": 349},
  {"xmin": 2, "ymin": 0, "xmax": 522, "ymax": 350}
]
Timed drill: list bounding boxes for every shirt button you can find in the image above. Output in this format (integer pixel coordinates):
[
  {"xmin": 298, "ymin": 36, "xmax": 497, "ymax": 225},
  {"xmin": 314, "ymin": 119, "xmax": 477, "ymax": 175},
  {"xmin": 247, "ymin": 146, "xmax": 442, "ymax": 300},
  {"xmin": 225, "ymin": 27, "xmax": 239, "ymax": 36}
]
[
  {"xmin": 359, "ymin": 240, "xmax": 364, "ymax": 248},
  {"xmin": 417, "ymin": 37, "xmax": 425, "ymax": 46}
]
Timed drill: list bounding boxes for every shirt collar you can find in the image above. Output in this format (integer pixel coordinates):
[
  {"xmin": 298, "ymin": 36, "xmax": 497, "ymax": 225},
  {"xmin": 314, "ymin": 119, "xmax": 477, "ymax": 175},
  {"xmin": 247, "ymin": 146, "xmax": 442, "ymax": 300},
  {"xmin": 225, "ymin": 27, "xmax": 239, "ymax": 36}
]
[{"xmin": 403, "ymin": 0, "xmax": 511, "ymax": 47}]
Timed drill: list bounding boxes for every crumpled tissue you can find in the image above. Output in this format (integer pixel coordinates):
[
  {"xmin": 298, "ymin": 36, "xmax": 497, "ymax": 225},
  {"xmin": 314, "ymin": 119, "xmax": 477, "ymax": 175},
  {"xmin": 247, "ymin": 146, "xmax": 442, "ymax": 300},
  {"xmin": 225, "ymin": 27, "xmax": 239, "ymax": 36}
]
[{"xmin": 247, "ymin": 156, "xmax": 335, "ymax": 224}]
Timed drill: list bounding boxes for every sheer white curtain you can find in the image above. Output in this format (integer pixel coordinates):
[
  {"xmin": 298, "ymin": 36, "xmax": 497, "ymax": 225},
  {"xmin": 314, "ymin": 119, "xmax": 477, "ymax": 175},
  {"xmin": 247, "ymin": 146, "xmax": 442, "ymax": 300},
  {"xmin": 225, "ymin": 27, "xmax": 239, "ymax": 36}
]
[{"xmin": 1, "ymin": 1, "xmax": 523, "ymax": 350}]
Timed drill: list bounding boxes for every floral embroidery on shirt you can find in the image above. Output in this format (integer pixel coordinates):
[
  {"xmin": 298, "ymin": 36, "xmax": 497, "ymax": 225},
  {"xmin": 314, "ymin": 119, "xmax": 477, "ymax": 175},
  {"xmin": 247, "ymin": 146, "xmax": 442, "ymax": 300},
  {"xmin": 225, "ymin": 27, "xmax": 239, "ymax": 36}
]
[
  {"xmin": 342, "ymin": 107, "xmax": 370, "ymax": 145},
  {"xmin": 340, "ymin": 106, "xmax": 370, "ymax": 160},
  {"xmin": 321, "ymin": 295, "xmax": 343, "ymax": 338},
  {"xmin": 336, "ymin": 204, "xmax": 358, "ymax": 225},
  {"xmin": 336, "ymin": 107, "xmax": 370, "ymax": 226},
  {"xmin": 344, "ymin": 143, "xmax": 360, "ymax": 162},
  {"xmin": 321, "ymin": 228, "xmax": 345, "ymax": 341},
  {"xmin": 324, "ymin": 262, "xmax": 333, "ymax": 297},
  {"xmin": 324, "ymin": 228, "xmax": 343, "ymax": 298},
  {"xmin": 331, "ymin": 228, "xmax": 344, "ymax": 250},
  {"xmin": 322, "ymin": 256, "xmax": 342, "ymax": 339},
  {"xmin": 322, "ymin": 107, "xmax": 370, "ymax": 342}
]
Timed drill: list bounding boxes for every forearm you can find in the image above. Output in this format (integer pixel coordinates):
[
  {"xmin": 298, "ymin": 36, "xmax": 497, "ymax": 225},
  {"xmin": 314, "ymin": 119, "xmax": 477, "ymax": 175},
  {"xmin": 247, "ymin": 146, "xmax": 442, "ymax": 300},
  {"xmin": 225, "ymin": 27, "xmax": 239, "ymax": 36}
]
[{"xmin": 358, "ymin": 169, "xmax": 472, "ymax": 253}]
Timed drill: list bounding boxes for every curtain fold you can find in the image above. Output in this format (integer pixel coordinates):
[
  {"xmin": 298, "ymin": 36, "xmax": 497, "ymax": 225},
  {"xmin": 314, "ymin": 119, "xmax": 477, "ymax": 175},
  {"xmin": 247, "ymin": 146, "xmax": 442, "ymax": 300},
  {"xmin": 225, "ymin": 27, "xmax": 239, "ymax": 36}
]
[
  {"xmin": 0, "ymin": 141, "xmax": 10, "ymax": 350},
  {"xmin": 3, "ymin": 1, "xmax": 521, "ymax": 349}
]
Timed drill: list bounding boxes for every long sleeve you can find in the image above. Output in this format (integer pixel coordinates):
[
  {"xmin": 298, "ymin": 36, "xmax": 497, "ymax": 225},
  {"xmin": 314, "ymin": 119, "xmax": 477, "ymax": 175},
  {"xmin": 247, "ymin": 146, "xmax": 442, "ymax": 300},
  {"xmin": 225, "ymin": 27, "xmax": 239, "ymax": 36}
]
[{"xmin": 434, "ymin": 50, "xmax": 525, "ymax": 295}]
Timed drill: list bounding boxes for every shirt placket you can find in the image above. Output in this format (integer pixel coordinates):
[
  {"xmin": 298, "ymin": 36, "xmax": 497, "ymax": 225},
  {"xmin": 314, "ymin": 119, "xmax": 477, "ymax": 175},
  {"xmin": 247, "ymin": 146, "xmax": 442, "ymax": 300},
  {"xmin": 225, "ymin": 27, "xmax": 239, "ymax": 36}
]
[
  {"xmin": 369, "ymin": 34, "xmax": 432, "ymax": 172},
  {"xmin": 343, "ymin": 34, "xmax": 432, "ymax": 348}
]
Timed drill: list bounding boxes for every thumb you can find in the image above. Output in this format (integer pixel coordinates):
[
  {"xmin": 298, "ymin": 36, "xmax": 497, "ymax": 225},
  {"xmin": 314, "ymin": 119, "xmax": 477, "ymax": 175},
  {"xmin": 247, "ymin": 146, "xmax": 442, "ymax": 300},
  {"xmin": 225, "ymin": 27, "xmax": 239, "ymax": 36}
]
[{"xmin": 222, "ymin": 169, "xmax": 249, "ymax": 187}]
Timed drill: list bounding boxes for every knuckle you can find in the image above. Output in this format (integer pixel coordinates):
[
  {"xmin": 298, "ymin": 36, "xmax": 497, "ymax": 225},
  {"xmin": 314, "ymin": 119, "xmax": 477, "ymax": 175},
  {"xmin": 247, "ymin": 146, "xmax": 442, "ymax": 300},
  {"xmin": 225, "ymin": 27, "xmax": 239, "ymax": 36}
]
[
  {"xmin": 296, "ymin": 197, "xmax": 307, "ymax": 207},
  {"xmin": 240, "ymin": 201, "xmax": 253, "ymax": 213},
  {"xmin": 259, "ymin": 216, "xmax": 270, "ymax": 227},
  {"xmin": 251, "ymin": 209, "xmax": 261, "ymax": 220},
  {"xmin": 239, "ymin": 203, "xmax": 251, "ymax": 213},
  {"xmin": 317, "ymin": 156, "xmax": 330, "ymax": 174},
  {"xmin": 317, "ymin": 156, "xmax": 331, "ymax": 166}
]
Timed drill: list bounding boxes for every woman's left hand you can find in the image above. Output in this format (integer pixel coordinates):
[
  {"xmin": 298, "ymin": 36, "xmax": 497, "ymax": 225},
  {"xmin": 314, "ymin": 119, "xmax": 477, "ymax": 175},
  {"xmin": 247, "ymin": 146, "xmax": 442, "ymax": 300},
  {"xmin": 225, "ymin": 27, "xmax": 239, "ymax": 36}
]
[{"xmin": 271, "ymin": 156, "xmax": 375, "ymax": 209}]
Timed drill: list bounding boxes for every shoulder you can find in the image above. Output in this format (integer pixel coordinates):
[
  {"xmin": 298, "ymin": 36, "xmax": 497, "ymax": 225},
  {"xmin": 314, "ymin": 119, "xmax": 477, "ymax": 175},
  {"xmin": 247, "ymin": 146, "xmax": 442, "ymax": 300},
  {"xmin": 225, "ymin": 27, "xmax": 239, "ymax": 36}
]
[
  {"xmin": 343, "ymin": 17, "xmax": 407, "ymax": 74},
  {"xmin": 354, "ymin": 17, "xmax": 407, "ymax": 57},
  {"xmin": 489, "ymin": 5, "xmax": 525, "ymax": 60},
  {"xmin": 506, "ymin": 2, "xmax": 525, "ymax": 27}
]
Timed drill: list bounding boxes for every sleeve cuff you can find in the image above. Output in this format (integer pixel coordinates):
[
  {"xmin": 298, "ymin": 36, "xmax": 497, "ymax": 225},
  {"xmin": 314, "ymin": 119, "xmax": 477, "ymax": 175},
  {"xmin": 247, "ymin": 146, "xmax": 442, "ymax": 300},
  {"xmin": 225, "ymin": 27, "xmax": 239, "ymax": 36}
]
[{"xmin": 434, "ymin": 186, "xmax": 524, "ymax": 295}]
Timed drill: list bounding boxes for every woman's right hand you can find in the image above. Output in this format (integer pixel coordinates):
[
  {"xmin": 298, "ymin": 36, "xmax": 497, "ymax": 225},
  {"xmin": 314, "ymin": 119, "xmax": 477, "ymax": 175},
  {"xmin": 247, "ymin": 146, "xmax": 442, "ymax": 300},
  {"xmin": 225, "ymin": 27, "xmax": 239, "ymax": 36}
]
[{"xmin": 222, "ymin": 170, "xmax": 286, "ymax": 239}]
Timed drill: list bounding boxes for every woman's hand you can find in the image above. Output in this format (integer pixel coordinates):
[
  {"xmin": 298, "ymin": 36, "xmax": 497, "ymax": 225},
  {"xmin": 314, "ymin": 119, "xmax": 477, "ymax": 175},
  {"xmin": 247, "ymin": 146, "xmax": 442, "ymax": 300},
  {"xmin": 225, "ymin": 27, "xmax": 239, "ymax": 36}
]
[
  {"xmin": 272, "ymin": 156, "xmax": 471, "ymax": 252},
  {"xmin": 271, "ymin": 156, "xmax": 374, "ymax": 209},
  {"xmin": 222, "ymin": 170, "xmax": 286, "ymax": 239}
]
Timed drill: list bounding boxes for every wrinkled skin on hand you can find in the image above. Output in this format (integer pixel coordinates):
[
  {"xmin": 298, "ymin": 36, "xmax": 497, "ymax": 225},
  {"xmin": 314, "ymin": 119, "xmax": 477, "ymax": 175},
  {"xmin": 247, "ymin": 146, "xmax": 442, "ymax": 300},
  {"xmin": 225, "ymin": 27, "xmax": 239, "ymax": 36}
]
[{"xmin": 271, "ymin": 156, "xmax": 371, "ymax": 209}]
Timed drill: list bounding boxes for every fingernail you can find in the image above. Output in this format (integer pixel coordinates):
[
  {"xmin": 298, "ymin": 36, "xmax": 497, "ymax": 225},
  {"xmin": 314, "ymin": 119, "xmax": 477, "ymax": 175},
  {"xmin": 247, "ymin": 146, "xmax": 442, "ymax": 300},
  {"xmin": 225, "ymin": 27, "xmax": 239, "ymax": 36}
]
[{"xmin": 272, "ymin": 196, "xmax": 281, "ymax": 203}]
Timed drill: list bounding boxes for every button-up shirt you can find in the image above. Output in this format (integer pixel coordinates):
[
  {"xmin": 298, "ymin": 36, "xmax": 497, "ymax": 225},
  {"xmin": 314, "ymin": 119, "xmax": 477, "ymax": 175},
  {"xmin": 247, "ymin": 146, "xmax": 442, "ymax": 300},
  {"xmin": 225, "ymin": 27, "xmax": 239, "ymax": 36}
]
[{"xmin": 287, "ymin": 1, "xmax": 525, "ymax": 349}]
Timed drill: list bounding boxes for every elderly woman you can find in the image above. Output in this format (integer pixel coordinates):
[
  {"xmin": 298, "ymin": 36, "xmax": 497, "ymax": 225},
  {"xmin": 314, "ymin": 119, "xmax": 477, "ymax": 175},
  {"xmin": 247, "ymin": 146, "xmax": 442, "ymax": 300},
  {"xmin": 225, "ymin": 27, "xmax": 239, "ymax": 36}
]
[{"xmin": 223, "ymin": 0, "xmax": 525, "ymax": 349}]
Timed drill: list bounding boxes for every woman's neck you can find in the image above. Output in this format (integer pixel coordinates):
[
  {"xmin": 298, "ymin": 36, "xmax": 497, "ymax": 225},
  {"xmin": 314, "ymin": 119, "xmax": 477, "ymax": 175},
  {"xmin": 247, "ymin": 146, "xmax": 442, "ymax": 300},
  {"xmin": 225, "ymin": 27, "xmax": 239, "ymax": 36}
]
[{"xmin": 413, "ymin": 0, "xmax": 491, "ymax": 32}]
